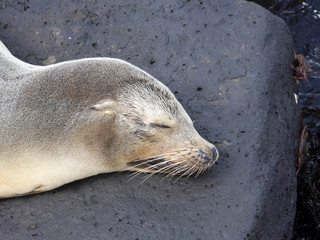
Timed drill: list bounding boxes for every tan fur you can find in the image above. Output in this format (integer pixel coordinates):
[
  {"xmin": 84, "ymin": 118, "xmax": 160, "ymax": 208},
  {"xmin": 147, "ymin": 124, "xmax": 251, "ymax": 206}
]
[{"xmin": 0, "ymin": 41, "xmax": 218, "ymax": 198}]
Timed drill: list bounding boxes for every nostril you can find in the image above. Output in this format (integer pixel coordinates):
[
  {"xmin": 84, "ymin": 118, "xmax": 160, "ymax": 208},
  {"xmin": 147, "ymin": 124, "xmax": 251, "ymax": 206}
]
[
  {"xmin": 198, "ymin": 145, "xmax": 219, "ymax": 163},
  {"xmin": 198, "ymin": 149, "xmax": 211, "ymax": 163},
  {"xmin": 210, "ymin": 145, "xmax": 219, "ymax": 161}
]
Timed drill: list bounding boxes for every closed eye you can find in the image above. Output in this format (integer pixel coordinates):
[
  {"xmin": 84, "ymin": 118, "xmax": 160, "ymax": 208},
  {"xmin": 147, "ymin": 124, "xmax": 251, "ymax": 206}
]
[{"xmin": 150, "ymin": 123, "xmax": 171, "ymax": 129}]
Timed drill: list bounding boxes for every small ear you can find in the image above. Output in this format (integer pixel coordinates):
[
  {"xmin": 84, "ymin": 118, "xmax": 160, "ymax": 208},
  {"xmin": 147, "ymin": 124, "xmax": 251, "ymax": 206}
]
[{"xmin": 90, "ymin": 100, "xmax": 117, "ymax": 114}]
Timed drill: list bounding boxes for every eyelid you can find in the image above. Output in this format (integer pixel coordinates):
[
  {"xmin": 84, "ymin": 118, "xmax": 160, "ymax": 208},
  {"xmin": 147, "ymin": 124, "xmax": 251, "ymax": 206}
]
[{"xmin": 150, "ymin": 123, "xmax": 171, "ymax": 128}]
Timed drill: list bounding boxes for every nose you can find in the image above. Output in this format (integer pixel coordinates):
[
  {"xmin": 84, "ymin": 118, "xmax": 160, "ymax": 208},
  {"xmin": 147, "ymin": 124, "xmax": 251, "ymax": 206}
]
[
  {"xmin": 198, "ymin": 144, "xmax": 219, "ymax": 164},
  {"xmin": 210, "ymin": 145, "xmax": 219, "ymax": 162}
]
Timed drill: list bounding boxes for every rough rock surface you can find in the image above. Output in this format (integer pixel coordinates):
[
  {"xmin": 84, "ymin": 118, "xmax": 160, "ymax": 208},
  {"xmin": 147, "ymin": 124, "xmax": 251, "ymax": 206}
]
[{"xmin": 0, "ymin": 0, "xmax": 299, "ymax": 239}]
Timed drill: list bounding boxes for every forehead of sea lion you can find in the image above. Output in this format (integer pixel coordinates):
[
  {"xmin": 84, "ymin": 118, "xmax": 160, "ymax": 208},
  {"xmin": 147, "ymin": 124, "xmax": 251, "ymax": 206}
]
[{"xmin": 119, "ymin": 80, "xmax": 193, "ymax": 126}]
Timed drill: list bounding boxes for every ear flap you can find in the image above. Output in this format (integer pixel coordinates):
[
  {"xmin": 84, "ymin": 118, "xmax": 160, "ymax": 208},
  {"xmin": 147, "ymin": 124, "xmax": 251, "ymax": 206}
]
[{"xmin": 90, "ymin": 100, "xmax": 117, "ymax": 114}]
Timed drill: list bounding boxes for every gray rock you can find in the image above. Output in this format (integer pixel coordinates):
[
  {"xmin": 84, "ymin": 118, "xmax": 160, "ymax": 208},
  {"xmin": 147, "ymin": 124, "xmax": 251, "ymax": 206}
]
[{"xmin": 0, "ymin": 0, "xmax": 299, "ymax": 239}]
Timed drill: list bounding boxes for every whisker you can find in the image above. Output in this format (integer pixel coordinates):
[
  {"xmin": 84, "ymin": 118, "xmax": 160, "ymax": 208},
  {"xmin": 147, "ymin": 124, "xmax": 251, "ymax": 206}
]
[
  {"xmin": 201, "ymin": 164, "xmax": 208, "ymax": 173},
  {"xmin": 126, "ymin": 147, "xmax": 212, "ymax": 182},
  {"xmin": 174, "ymin": 164, "xmax": 198, "ymax": 182},
  {"xmin": 158, "ymin": 158, "xmax": 189, "ymax": 171},
  {"xmin": 186, "ymin": 168, "xmax": 198, "ymax": 179},
  {"xmin": 186, "ymin": 165, "xmax": 198, "ymax": 178},
  {"xmin": 140, "ymin": 158, "xmax": 191, "ymax": 183},
  {"xmin": 138, "ymin": 155, "xmax": 186, "ymax": 174},
  {"xmin": 140, "ymin": 161, "xmax": 180, "ymax": 184},
  {"xmin": 127, "ymin": 171, "xmax": 145, "ymax": 181},
  {"xmin": 139, "ymin": 172, "xmax": 154, "ymax": 184},
  {"xmin": 130, "ymin": 149, "xmax": 189, "ymax": 162},
  {"xmin": 153, "ymin": 159, "xmax": 189, "ymax": 176},
  {"xmin": 129, "ymin": 152, "xmax": 189, "ymax": 172},
  {"xmin": 127, "ymin": 156, "xmax": 168, "ymax": 170},
  {"xmin": 127, "ymin": 162, "xmax": 168, "ymax": 181},
  {"xmin": 147, "ymin": 155, "xmax": 186, "ymax": 169},
  {"xmin": 160, "ymin": 160, "xmax": 192, "ymax": 181},
  {"xmin": 127, "ymin": 149, "xmax": 191, "ymax": 170},
  {"xmin": 128, "ymin": 155, "xmax": 187, "ymax": 181},
  {"xmin": 168, "ymin": 164, "xmax": 192, "ymax": 181},
  {"xmin": 168, "ymin": 162, "xmax": 190, "ymax": 175},
  {"xmin": 194, "ymin": 165, "xmax": 204, "ymax": 178}
]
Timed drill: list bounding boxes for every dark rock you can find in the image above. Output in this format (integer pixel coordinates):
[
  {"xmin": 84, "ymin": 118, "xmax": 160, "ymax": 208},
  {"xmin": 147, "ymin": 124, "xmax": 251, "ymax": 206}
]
[{"xmin": 0, "ymin": 0, "xmax": 299, "ymax": 239}]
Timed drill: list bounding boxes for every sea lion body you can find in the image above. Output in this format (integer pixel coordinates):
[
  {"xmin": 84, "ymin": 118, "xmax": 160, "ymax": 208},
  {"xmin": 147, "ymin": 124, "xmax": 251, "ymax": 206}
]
[{"xmin": 0, "ymin": 41, "xmax": 218, "ymax": 198}]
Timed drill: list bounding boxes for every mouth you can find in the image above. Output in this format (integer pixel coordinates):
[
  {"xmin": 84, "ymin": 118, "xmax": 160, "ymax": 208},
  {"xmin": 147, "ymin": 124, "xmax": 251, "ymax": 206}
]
[{"xmin": 126, "ymin": 147, "xmax": 217, "ymax": 180}]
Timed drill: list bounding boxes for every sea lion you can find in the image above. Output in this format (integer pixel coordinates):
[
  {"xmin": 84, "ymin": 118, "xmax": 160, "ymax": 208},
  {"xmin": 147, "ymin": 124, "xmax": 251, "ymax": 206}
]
[{"xmin": 0, "ymin": 41, "xmax": 218, "ymax": 199}]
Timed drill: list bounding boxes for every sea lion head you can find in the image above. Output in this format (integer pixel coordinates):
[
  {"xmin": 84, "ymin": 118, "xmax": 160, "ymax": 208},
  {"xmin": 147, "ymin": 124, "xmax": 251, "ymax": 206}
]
[{"xmin": 89, "ymin": 73, "xmax": 219, "ymax": 178}]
